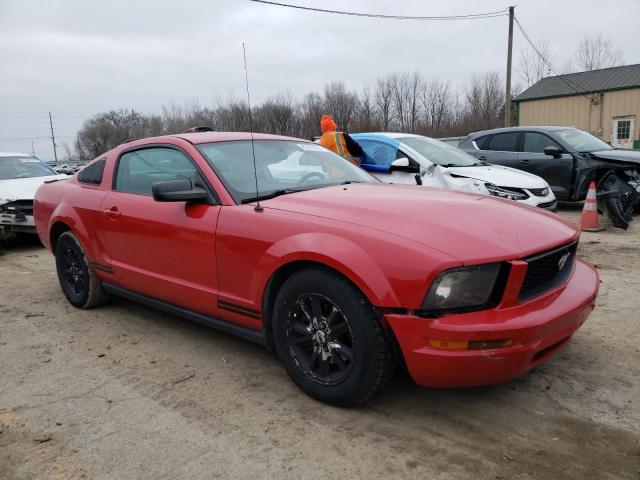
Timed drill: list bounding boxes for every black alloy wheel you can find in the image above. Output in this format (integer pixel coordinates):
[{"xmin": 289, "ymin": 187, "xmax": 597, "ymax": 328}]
[
  {"xmin": 285, "ymin": 293, "xmax": 355, "ymax": 386},
  {"xmin": 272, "ymin": 268, "xmax": 397, "ymax": 406},
  {"xmin": 55, "ymin": 231, "xmax": 110, "ymax": 308},
  {"xmin": 60, "ymin": 243, "xmax": 87, "ymax": 299}
]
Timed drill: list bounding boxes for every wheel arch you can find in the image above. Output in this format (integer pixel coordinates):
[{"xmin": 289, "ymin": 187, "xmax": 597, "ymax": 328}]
[
  {"xmin": 259, "ymin": 246, "xmax": 399, "ymax": 351},
  {"xmin": 49, "ymin": 221, "xmax": 72, "ymax": 251},
  {"xmin": 47, "ymin": 206, "xmax": 96, "ymax": 260}
]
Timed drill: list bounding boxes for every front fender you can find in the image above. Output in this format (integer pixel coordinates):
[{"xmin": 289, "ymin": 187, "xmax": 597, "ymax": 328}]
[{"xmin": 253, "ymin": 232, "xmax": 400, "ymax": 308}]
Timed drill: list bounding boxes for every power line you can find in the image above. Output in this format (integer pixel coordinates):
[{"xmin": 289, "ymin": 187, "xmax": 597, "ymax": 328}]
[
  {"xmin": 513, "ymin": 16, "xmax": 594, "ymax": 100},
  {"xmin": 249, "ymin": 1, "xmax": 508, "ymax": 21},
  {"xmin": 0, "ymin": 136, "xmax": 74, "ymax": 141}
]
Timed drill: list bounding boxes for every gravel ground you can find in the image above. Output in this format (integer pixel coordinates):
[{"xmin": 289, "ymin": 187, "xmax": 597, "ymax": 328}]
[{"xmin": 0, "ymin": 205, "xmax": 638, "ymax": 480}]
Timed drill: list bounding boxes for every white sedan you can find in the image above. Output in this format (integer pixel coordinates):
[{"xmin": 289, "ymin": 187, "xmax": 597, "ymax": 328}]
[
  {"xmin": 0, "ymin": 152, "xmax": 67, "ymax": 240},
  {"xmin": 351, "ymin": 133, "xmax": 557, "ymax": 210}
]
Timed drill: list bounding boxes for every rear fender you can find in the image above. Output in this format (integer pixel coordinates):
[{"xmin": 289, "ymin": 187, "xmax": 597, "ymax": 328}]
[
  {"xmin": 48, "ymin": 205, "xmax": 97, "ymax": 259},
  {"xmin": 253, "ymin": 232, "xmax": 400, "ymax": 309}
]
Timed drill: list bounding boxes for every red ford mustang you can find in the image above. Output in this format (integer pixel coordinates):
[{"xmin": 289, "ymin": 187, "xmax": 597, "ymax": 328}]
[{"xmin": 34, "ymin": 132, "xmax": 599, "ymax": 406}]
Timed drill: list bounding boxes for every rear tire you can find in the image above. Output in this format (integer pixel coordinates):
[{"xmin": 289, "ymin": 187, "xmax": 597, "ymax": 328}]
[
  {"xmin": 272, "ymin": 268, "xmax": 397, "ymax": 406},
  {"xmin": 55, "ymin": 231, "xmax": 110, "ymax": 308}
]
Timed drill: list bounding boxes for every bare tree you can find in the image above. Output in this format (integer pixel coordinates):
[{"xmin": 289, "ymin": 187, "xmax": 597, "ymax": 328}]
[
  {"xmin": 574, "ymin": 34, "xmax": 623, "ymax": 71},
  {"xmin": 323, "ymin": 82, "xmax": 358, "ymax": 131},
  {"xmin": 62, "ymin": 141, "xmax": 75, "ymax": 161},
  {"xmin": 257, "ymin": 92, "xmax": 299, "ymax": 136},
  {"xmin": 352, "ymin": 85, "xmax": 378, "ymax": 132},
  {"xmin": 215, "ymin": 100, "xmax": 251, "ymax": 132},
  {"xmin": 390, "ymin": 72, "xmax": 422, "ymax": 132},
  {"xmin": 422, "ymin": 78, "xmax": 452, "ymax": 137},
  {"xmin": 517, "ymin": 40, "xmax": 552, "ymax": 87},
  {"xmin": 464, "ymin": 72, "xmax": 504, "ymax": 131},
  {"xmin": 75, "ymin": 109, "xmax": 151, "ymax": 160},
  {"xmin": 374, "ymin": 76, "xmax": 394, "ymax": 131},
  {"xmin": 299, "ymin": 92, "xmax": 324, "ymax": 139}
]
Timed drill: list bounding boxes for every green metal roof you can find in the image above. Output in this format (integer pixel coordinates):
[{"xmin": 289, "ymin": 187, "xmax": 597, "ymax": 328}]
[{"xmin": 515, "ymin": 64, "xmax": 640, "ymax": 102}]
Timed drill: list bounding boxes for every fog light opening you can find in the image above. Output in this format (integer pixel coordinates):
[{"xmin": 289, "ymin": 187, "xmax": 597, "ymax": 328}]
[
  {"xmin": 428, "ymin": 338, "xmax": 512, "ymax": 350},
  {"xmin": 468, "ymin": 339, "xmax": 512, "ymax": 350}
]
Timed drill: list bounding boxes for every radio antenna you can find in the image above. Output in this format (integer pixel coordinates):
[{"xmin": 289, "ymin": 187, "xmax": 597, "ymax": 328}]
[{"xmin": 242, "ymin": 43, "xmax": 263, "ymax": 212}]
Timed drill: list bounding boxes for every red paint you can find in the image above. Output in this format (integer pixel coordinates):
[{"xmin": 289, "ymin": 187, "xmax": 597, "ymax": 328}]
[
  {"xmin": 386, "ymin": 261, "xmax": 598, "ymax": 387},
  {"xmin": 34, "ymin": 132, "xmax": 600, "ymax": 388}
]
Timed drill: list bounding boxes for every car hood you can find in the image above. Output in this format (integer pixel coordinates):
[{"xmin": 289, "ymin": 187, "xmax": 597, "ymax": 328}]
[
  {"xmin": 445, "ymin": 164, "xmax": 548, "ymax": 188},
  {"xmin": 264, "ymin": 183, "xmax": 578, "ymax": 265},
  {"xmin": 0, "ymin": 175, "xmax": 68, "ymax": 203},
  {"xmin": 590, "ymin": 149, "xmax": 640, "ymax": 165}
]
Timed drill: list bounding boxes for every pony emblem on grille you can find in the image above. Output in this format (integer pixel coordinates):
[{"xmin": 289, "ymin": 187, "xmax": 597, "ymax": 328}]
[{"xmin": 558, "ymin": 251, "xmax": 571, "ymax": 270}]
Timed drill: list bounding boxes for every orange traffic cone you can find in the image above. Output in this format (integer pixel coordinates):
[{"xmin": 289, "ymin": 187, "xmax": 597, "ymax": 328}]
[{"xmin": 580, "ymin": 182, "xmax": 605, "ymax": 232}]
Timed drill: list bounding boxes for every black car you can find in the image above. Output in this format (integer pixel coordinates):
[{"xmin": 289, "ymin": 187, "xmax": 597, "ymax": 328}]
[{"xmin": 460, "ymin": 126, "xmax": 640, "ymax": 228}]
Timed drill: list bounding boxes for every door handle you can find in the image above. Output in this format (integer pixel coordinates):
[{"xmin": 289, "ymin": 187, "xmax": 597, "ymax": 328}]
[
  {"xmin": 102, "ymin": 208, "xmax": 121, "ymax": 219},
  {"xmin": 519, "ymin": 159, "xmax": 531, "ymax": 164},
  {"xmin": 478, "ymin": 156, "xmax": 487, "ymax": 160}
]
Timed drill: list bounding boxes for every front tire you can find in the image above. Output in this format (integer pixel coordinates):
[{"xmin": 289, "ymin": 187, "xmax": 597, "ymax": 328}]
[
  {"xmin": 55, "ymin": 231, "xmax": 109, "ymax": 308},
  {"xmin": 272, "ymin": 268, "xmax": 397, "ymax": 406}
]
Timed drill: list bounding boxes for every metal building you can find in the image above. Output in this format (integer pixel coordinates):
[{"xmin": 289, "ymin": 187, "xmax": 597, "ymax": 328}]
[{"xmin": 515, "ymin": 64, "xmax": 640, "ymax": 149}]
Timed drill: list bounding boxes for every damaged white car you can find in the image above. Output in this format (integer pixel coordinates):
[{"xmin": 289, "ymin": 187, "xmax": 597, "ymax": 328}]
[
  {"xmin": 351, "ymin": 133, "xmax": 557, "ymax": 210},
  {"xmin": 0, "ymin": 152, "xmax": 67, "ymax": 240}
]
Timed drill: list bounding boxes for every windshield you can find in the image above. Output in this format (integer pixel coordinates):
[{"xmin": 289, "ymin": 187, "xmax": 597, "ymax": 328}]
[
  {"xmin": 397, "ymin": 136, "xmax": 481, "ymax": 167},
  {"xmin": 0, "ymin": 156, "xmax": 56, "ymax": 180},
  {"xmin": 555, "ymin": 128, "xmax": 612, "ymax": 152},
  {"xmin": 197, "ymin": 140, "xmax": 375, "ymax": 203}
]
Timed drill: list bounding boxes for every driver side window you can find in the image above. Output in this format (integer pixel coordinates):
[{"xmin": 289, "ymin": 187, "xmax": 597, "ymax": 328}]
[
  {"xmin": 358, "ymin": 140, "xmax": 398, "ymax": 166},
  {"xmin": 115, "ymin": 147, "xmax": 200, "ymax": 195}
]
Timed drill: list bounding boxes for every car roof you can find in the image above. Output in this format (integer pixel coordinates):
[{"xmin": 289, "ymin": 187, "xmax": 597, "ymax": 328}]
[
  {"xmin": 0, "ymin": 152, "xmax": 32, "ymax": 158},
  {"xmin": 467, "ymin": 126, "xmax": 572, "ymax": 138},
  {"xmin": 166, "ymin": 131, "xmax": 306, "ymax": 144},
  {"xmin": 352, "ymin": 132, "xmax": 426, "ymax": 140}
]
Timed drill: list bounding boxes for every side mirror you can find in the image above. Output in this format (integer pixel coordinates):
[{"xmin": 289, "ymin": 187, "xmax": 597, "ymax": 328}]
[
  {"xmin": 152, "ymin": 179, "xmax": 209, "ymax": 202},
  {"xmin": 544, "ymin": 146, "xmax": 563, "ymax": 158},
  {"xmin": 391, "ymin": 157, "xmax": 410, "ymax": 168}
]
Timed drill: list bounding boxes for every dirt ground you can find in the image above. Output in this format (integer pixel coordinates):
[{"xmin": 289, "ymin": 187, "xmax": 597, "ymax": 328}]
[{"xmin": 0, "ymin": 205, "xmax": 638, "ymax": 480}]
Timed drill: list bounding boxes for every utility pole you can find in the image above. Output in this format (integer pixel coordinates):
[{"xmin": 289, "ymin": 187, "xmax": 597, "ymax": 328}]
[
  {"xmin": 31, "ymin": 140, "xmax": 35, "ymax": 156},
  {"xmin": 49, "ymin": 111, "xmax": 58, "ymax": 163},
  {"xmin": 505, "ymin": 6, "xmax": 514, "ymax": 127}
]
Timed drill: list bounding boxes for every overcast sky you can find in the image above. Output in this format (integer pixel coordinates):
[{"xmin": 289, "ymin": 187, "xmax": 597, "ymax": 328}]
[{"xmin": 1, "ymin": 0, "xmax": 638, "ymax": 161}]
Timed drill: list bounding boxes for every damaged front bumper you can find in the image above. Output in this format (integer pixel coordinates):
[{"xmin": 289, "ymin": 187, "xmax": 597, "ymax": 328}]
[
  {"xmin": 0, "ymin": 200, "xmax": 36, "ymax": 237},
  {"xmin": 384, "ymin": 260, "xmax": 598, "ymax": 388},
  {"xmin": 596, "ymin": 170, "xmax": 640, "ymax": 230}
]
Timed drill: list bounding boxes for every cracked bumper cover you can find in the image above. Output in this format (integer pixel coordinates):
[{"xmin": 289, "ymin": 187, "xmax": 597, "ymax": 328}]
[{"xmin": 384, "ymin": 260, "xmax": 598, "ymax": 388}]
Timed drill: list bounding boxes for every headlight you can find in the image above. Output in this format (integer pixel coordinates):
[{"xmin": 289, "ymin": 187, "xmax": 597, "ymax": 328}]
[
  {"xmin": 485, "ymin": 183, "xmax": 528, "ymax": 201},
  {"xmin": 421, "ymin": 264, "xmax": 501, "ymax": 314}
]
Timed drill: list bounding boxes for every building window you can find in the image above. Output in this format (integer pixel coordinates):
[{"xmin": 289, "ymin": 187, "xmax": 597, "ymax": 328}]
[{"xmin": 617, "ymin": 120, "xmax": 631, "ymax": 140}]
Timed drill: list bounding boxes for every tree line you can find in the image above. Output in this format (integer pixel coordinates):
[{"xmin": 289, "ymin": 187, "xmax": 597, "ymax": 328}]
[
  {"xmin": 73, "ymin": 71, "xmax": 510, "ymax": 160},
  {"xmin": 73, "ymin": 33, "xmax": 624, "ymax": 160}
]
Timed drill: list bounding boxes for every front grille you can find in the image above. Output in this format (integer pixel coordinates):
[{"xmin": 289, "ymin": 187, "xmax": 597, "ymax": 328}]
[
  {"xmin": 528, "ymin": 187, "xmax": 549, "ymax": 197},
  {"xmin": 0, "ymin": 199, "xmax": 34, "ymax": 216},
  {"xmin": 519, "ymin": 242, "xmax": 577, "ymax": 301}
]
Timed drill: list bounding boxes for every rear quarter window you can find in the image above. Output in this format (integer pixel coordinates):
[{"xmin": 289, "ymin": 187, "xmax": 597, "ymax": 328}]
[
  {"xmin": 77, "ymin": 159, "xmax": 106, "ymax": 185},
  {"xmin": 473, "ymin": 136, "xmax": 489, "ymax": 149}
]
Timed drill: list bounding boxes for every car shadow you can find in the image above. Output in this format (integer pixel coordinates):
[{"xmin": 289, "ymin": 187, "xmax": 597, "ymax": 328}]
[{"xmin": 0, "ymin": 233, "xmax": 44, "ymax": 255}]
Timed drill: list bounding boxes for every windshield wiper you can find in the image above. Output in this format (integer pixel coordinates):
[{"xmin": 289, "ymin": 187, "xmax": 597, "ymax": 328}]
[
  {"xmin": 440, "ymin": 162, "xmax": 485, "ymax": 167},
  {"xmin": 241, "ymin": 188, "xmax": 306, "ymax": 204},
  {"xmin": 241, "ymin": 181, "xmax": 365, "ymax": 203}
]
